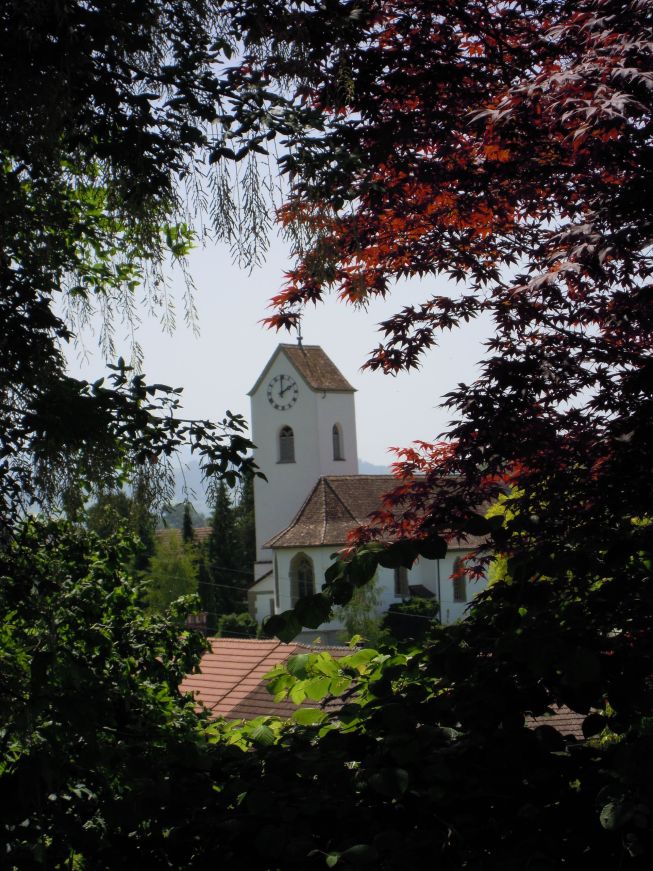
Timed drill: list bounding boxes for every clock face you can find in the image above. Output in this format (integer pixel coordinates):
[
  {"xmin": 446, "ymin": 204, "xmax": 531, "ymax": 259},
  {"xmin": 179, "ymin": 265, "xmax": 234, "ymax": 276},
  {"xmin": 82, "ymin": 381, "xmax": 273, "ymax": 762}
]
[{"xmin": 266, "ymin": 374, "xmax": 299, "ymax": 410}]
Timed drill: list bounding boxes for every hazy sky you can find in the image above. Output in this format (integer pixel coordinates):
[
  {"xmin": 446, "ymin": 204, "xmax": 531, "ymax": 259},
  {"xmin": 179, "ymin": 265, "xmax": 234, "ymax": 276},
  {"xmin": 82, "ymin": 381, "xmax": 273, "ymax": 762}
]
[{"xmin": 65, "ymin": 233, "xmax": 491, "ymax": 467}]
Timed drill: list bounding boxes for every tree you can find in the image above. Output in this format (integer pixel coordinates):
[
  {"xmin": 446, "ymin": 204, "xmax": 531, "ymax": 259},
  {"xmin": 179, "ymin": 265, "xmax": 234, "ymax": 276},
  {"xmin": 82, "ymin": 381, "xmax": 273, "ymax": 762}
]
[
  {"xmin": 234, "ymin": 471, "xmax": 256, "ymax": 582},
  {"xmin": 182, "ymin": 501, "xmax": 195, "ymax": 544},
  {"xmin": 222, "ymin": 1, "xmax": 653, "ymax": 866},
  {"xmin": 207, "ymin": 480, "xmax": 249, "ymax": 616},
  {"xmin": 0, "ymin": 0, "xmax": 263, "ymax": 531},
  {"xmin": 0, "ymin": 520, "xmax": 215, "ymax": 867},
  {"xmin": 334, "ymin": 572, "xmax": 387, "ymax": 647},
  {"xmin": 382, "ymin": 597, "xmax": 440, "ymax": 644},
  {"xmin": 5, "ymin": 0, "xmax": 653, "ymax": 866},
  {"xmin": 145, "ymin": 529, "xmax": 198, "ymax": 613},
  {"xmin": 85, "ymin": 487, "xmax": 156, "ymax": 573}
]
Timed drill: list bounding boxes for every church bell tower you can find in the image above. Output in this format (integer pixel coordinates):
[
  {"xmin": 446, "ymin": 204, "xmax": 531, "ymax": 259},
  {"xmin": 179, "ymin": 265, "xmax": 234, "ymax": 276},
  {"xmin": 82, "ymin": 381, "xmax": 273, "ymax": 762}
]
[{"xmin": 248, "ymin": 343, "xmax": 358, "ymax": 579}]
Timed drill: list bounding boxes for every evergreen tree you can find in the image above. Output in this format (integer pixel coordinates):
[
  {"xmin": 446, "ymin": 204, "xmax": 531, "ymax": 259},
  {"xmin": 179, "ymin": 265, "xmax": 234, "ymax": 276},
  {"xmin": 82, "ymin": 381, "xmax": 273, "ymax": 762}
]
[
  {"xmin": 182, "ymin": 502, "xmax": 194, "ymax": 544},
  {"xmin": 234, "ymin": 471, "xmax": 256, "ymax": 585},
  {"xmin": 207, "ymin": 481, "xmax": 247, "ymax": 615},
  {"xmin": 197, "ymin": 548, "xmax": 218, "ymax": 636}
]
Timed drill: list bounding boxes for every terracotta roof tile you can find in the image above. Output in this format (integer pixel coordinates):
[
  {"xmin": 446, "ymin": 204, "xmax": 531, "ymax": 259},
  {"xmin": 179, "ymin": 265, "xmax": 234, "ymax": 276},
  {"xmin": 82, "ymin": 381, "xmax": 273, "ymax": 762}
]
[
  {"xmin": 155, "ymin": 526, "xmax": 211, "ymax": 543},
  {"xmin": 527, "ymin": 706, "xmax": 586, "ymax": 741},
  {"xmin": 180, "ymin": 637, "xmax": 349, "ymax": 720}
]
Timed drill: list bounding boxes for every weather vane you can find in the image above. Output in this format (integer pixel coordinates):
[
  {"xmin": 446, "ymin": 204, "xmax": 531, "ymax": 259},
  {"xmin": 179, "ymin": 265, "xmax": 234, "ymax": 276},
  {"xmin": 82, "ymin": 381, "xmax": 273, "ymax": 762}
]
[{"xmin": 295, "ymin": 311, "xmax": 303, "ymax": 347}]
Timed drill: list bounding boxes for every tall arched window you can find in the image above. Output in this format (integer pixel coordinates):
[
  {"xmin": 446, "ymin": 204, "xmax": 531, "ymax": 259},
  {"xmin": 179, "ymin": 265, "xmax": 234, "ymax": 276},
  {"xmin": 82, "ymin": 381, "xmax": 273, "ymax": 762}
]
[
  {"xmin": 452, "ymin": 557, "xmax": 467, "ymax": 603},
  {"xmin": 279, "ymin": 425, "xmax": 295, "ymax": 463},
  {"xmin": 290, "ymin": 553, "xmax": 315, "ymax": 606},
  {"xmin": 332, "ymin": 423, "xmax": 344, "ymax": 460}
]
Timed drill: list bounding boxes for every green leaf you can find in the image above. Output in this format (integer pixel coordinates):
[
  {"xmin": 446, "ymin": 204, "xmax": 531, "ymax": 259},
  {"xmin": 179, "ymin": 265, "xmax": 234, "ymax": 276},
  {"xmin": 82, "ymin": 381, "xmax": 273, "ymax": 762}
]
[
  {"xmin": 377, "ymin": 541, "xmax": 418, "ymax": 570},
  {"xmin": 582, "ymin": 712, "xmax": 605, "ymax": 739},
  {"xmin": 341, "ymin": 844, "xmax": 379, "ymax": 865},
  {"xmin": 248, "ymin": 724, "xmax": 276, "ymax": 747},
  {"xmin": 346, "ymin": 551, "xmax": 380, "ymax": 586},
  {"xmin": 329, "ymin": 579, "xmax": 354, "ymax": 605},
  {"xmin": 325, "ymin": 560, "xmax": 346, "ymax": 584},
  {"xmin": 304, "ymin": 676, "xmax": 332, "ymax": 701},
  {"xmin": 294, "ymin": 593, "xmax": 332, "ymax": 628},
  {"xmin": 368, "ymin": 767, "xmax": 409, "ymax": 797},
  {"xmin": 600, "ymin": 799, "xmax": 633, "ymax": 831},
  {"xmin": 326, "ymin": 854, "xmax": 340, "ymax": 868},
  {"xmin": 286, "ymin": 654, "xmax": 311, "ymax": 678},
  {"xmin": 292, "ymin": 707, "xmax": 326, "ymax": 726},
  {"xmin": 263, "ymin": 611, "xmax": 302, "ymax": 643}
]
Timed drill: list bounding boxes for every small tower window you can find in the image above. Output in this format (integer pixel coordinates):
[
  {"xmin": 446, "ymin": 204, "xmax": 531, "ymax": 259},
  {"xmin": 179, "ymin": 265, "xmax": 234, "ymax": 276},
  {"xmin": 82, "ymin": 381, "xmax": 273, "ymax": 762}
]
[
  {"xmin": 332, "ymin": 423, "xmax": 344, "ymax": 461},
  {"xmin": 290, "ymin": 553, "xmax": 315, "ymax": 606},
  {"xmin": 279, "ymin": 426, "xmax": 295, "ymax": 463},
  {"xmin": 452, "ymin": 557, "xmax": 467, "ymax": 603},
  {"xmin": 394, "ymin": 566, "xmax": 409, "ymax": 598}
]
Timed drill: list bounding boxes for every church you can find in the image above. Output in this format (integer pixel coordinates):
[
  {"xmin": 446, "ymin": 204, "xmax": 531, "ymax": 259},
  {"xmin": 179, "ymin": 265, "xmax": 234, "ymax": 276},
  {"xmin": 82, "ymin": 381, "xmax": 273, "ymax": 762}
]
[{"xmin": 247, "ymin": 342, "xmax": 488, "ymax": 643}]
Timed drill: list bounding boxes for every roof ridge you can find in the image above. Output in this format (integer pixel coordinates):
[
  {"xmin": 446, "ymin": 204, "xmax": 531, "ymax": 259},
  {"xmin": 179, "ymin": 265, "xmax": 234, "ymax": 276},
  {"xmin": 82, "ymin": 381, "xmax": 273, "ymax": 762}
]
[
  {"xmin": 320, "ymin": 478, "xmax": 328, "ymax": 543},
  {"xmin": 323, "ymin": 477, "xmax": 358, "ymax": 525},
  {"xmin": 264, "ymin": 476, "xmax": 326, "ymax": 548}
]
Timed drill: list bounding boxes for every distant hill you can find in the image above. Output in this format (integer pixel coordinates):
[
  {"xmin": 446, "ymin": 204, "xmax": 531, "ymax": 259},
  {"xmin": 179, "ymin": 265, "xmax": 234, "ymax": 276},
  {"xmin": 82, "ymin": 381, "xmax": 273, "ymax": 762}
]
[
  {"xmin": 358, "ymin": 460, "xmax": 392, "ymax": 475},
  {"xmin": 169, "ymin": 457, "xmax": 392, "ymax": 518}
]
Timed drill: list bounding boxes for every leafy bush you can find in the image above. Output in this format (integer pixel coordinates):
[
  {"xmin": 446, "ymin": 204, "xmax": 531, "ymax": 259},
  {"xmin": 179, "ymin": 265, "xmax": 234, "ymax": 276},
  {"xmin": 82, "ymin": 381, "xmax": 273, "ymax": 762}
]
[
  {"xmin": 382, "ymin": 597, "xmax": 440, "ymax": 642},
  {"xmin": 217, "ymin": 611, "xmax": 259, "ymax": 638}
]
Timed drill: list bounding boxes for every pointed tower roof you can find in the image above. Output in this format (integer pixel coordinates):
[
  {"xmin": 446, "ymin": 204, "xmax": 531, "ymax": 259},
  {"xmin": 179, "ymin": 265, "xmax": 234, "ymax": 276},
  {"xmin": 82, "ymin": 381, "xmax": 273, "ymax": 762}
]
[{"xmin": 248, "ymin": 345, "xmax": 356, "ymax": 396}]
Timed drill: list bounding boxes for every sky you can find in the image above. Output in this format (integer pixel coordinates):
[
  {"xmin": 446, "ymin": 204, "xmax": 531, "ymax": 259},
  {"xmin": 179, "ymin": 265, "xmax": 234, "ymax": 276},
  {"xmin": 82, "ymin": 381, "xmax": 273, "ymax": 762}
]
[{"xmin": 65, "ymin": 232, "xmax": 492, "ymax": 468}]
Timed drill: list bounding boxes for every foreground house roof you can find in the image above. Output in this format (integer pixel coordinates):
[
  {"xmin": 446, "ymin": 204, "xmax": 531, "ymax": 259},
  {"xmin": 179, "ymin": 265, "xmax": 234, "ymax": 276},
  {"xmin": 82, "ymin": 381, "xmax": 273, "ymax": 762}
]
[
  {"xmin": 155, "ymin": 526, "xmax": 212, "ymax": 544},
  {"xmin": 180, "ymin": 640, "xmax": 587, "ymax": 740},
  {"xmin": 265, "ymin": 475, "xmax": 487, "ymax": 551},
  {"xmin": 248, "ymin": 344, "xmax": 355, "ymax": 395},
  {"xmin": 180, "ymin": 637, "xmax": 348, "ymax": 720}
]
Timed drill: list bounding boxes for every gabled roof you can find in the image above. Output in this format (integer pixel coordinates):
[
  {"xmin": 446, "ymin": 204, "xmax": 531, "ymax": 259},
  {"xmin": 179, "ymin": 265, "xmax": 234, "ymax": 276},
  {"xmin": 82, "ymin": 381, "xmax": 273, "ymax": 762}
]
[
  {"xmin": 265, "ymin": 475, "xmax": 393, "ymax": 548},
  {"xmin": 179, "ymin": 637, "xmax": 348, "ymax": 720},
  {"xmin": 248, "ymin": 344, "xmax": 355, "ymax": 396},
  {"xmin": 155, "ymin": 526, "xmax": 212, "ymax": 544},
  {"xmin": 265, "ymin": 475, "xmax": 487, "ymax": 550}
]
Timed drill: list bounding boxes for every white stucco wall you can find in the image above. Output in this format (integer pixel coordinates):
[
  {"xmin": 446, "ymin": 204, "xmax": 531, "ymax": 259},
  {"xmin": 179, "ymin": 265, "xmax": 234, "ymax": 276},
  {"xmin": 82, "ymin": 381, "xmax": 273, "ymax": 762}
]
[
  {"xmin": 247, "ymin": 574, "xmax": 276, "ymax": 625},
  {"xmin": 250, "ymin": 347, "xmax": 358, "ymax": 563},
  {"xmin": 271, "ymin": 545, "xmax": 488, "ymax": 639}
]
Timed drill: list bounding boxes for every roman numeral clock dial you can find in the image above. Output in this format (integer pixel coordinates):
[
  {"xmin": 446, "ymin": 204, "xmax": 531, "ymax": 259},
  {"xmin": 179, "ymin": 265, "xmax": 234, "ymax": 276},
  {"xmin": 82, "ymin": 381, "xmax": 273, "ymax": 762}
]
[{"xmin": 267, "ymin": 374, "xmax": 299, "ymax": 410}]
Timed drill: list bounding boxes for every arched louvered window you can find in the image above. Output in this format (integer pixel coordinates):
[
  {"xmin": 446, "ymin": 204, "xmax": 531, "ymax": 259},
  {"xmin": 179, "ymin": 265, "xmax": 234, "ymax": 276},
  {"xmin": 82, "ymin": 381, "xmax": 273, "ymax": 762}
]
[
  {"xmin": 290, "ymin": 553, "xmax": 315, "ymax": 606},
  {"xmin": 332, "ymin": 423, "xmax": 344, "ymax": 460},
  {"xmin": 279, "ymin": 425, "xmax": 295, "ymax": 463},
  {"xmin": 452, "ymin": 557, "xmax": 467, "ymax": 603}
]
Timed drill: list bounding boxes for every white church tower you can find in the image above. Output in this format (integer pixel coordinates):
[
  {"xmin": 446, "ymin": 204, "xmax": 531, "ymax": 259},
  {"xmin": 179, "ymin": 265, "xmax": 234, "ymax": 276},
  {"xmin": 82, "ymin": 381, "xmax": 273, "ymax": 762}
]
[{"xmin": 248, "ymin": 343, "xmax": 358, "ymax": 580}]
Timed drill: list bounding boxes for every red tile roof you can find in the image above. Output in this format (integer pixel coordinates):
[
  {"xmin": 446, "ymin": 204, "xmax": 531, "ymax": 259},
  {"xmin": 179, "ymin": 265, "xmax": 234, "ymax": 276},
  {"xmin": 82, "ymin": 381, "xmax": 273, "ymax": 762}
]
[
  {"xmin": 527, "ymin": 706, "xmax": 586, "ymax": 741},
  {"xmin": 155, "ymin": 526, "xmax": 212, "ymax": 543},
  {"xmin": 266, "ymin": 475, "xmax": 487, "ymax": 551},
  {"xmin": 182, "ymin": 640, "xmax": 590, "ymax": 740},
  {"xmin": 180, "ymin": 637, "xmax": 349, "ymax": 720}
]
